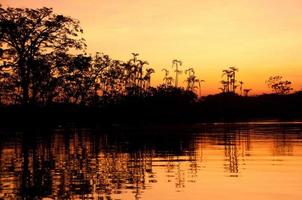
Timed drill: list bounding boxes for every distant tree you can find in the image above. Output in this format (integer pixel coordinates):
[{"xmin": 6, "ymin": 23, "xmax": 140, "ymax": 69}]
[
  {"xmin": 143, "ymin": 68, "xmax": 155, "ymax": 89},
  {"xmin": 123, "ymin": 53, "xmax": 150, "ymax": 95},
  {"xmin": 184, "ymin": 68, "xmax": 195, "ymax": 76},
  {"xmin": 0, "ymin": 6, "xmax": 86, "ymax": 104},
  {"xmin": 162, "ymin": 68, "xmax": 174, "ymax": 87},
  {"xmin": 162, "ymin": 68, "xmax": 169, "ymax": 85},
  {"xmin": 219, "ymin": 80, "xmax": 228, "ymax": 93},
  {"xmin": 222, "ymin": 69, "xmax": 232, "ymax": 92},
  {"xmin": 266, "ymin": 76, "xmax": 292, "ymax": 95},
  {"xmin": 243, "ymin": 89, "xmax": 252, "ymax": 96},
  {"xmin": 137, "ymin": 60, "xmax": 149, "ymax": 88},
  {"xmin": 184, "ymin": 68, "xmax": 196, "ymax": 91},
  {"xmin": 197, "ymin": 79, "xmax": 205, "ymax": 97},
  {"xmin": 229, "ymin": 66, "xmax": 238, "ymax": 92},
  {"xmin": 221, "ymin": 66, "xmax": 239, "ymax": 93},
  {"xmin": 100, "ymin": 54, "xmax": 125, "ymax": 98},
  {"xmin": 239, "ymin": 81, "xmax": 244, "ymax": 96},
  {"xmin": 165, "ymin": 77, "xmax": 174, "ymax": 87},
  {"xmin": 172, "ymin": 59, "xmax": 182, "ymax": 87},
  {"xmin": 184, "ymin": 75, "xmax": 197, "ymax": 91},
  {"xmin": 162, "ymin": 68, "xmax": 169, "ymax": 77}
]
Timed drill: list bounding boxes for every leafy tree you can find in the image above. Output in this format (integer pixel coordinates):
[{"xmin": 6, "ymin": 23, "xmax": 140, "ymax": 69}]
[
  {"xmin": 266, "ymin": 75, "xmax": 292, "ymax": 95},
  {"xmin": 0, "ymin": 6, "xmax": 86, "ymax": 104}
]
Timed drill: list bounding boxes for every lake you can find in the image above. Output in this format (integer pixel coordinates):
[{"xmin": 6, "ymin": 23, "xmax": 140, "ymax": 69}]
[{"xmin": 0, "ymin": 122, "xmax": 302, "ymax": 200}]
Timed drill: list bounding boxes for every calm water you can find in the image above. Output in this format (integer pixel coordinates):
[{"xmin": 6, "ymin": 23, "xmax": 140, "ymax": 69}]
[{"xmin": 0, "ymin": 122, "xmax": 302, "ymax": 200}]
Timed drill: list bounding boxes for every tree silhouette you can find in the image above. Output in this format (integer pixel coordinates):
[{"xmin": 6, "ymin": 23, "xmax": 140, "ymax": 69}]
[
  {"xmin": 1, "ymin": 6, "xmax": 302, "ymax": 124},
  {"xmin": 165, "ymin": 77, "xmax": 174, "ymax": 87},
  {"xmin": 172, "ymin": 59, "xmax": 182, "ymax": 87},
  {"xmin": 219, "ymin": 80, "xmax": 228, "ymax": 93},
  {"xmin": 185, "ymin": 68, "xmax": 195, "ymax": 91},
  {"xmin": 222, "ymin": 69, "xmax": 232, "ymax": 93},
  {"xmin": 221, "ymin": 67, "xmax": 239, "ymax": 93},
  {"xmin": 162, "ymin": 68, "xmax": 169, "ymax": 78},
  {"xmin": 266, "ymin": 75, "xmax": 293, "ymax": 95},
  {"xmin": 243, "ymin": 89, "xmax": 252, "ymax": 96},
  {"xmin": 137, "ymin": 60, "xmax": 149, "ymax": 88},
  {"xmin": 162, "ymin": 68, "xmax": 175, "ymax": 87},
  {"xmin": 183, "ymin": 68, "xmax": 204, "ymax": 96},
  {"xmin": 229, "ymin": 67, "xmax": 238, "ymax": 92},
  {"xmin": 143, "ymin": 68, "xmax": 155, "ymax": 89},
  {"xmin": 197, "ymin": 80, "xmax": 205, "ymax": 97},
  {"xmin": 239, "ymin": 81, "xmax": 244, "ymax": 96},
  {"xmin": 185, "ymin": 68, "xmax": 195, "ymax": 76},
  {"xmin": 0, "ymin": 6, "xmax": 86, "ymax": 104}
]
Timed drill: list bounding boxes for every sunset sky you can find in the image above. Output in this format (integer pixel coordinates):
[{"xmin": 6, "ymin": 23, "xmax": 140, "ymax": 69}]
[{"xmin": 2, "ymin": 0, "xmax": 302, "ymax": 94}]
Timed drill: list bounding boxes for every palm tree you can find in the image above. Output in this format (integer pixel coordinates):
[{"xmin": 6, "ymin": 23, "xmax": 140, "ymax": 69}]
[
  {"xmin": 143, "ymin": 68, "xmax": 155, "ymax": 89},
  {"xmin": 185, "ymin": 68, "xmax": 196, "ymax": 91},
  {"xmin": 172, "ymin": 59, "xmax": 182, "ymax": 87},
  {"xmin": 243, "ymin": 89, "xmax": 252, "ymax": 96},
  {"xmin": 185, "ymin": 74, "xmax": 202, "ymax": 95},
  {"xmin": 137, "ymin": 60, "xmax": 149, "ymax": 88},
  {"xmin": 229, "ymin": 66, "xmax": 239, "ymax": 92},
  {"xmin": 222, "ymin": 69, "xmax": 232, "ymax": 92},
  {"xmin": 221, "ymin": 67, "xmax": 239, "ymax": 93},
  {"xmin": 165, "ymin": 77, "xmax": 174, "ymax": 86},
  {"xmin": 131, "ymin": 53, "xmax": 139, "ymax": 63},
  {"xmin": 162, "ymin": 68, "xmax": 169, "ymax": 77},
  {"xmin": 126, "ymin": 53, "xmax": 140, "ymax": 87},
  {"xmin": 219, "ymin": 87, "xmax": 225, "ymax": 93},
  {"xmin": 185, "ymin": 75, "xmax": 195, "ymax": 90},
  {"xmin": 162, "ymin": 68, "xmax": 171, "ymax": 87},
  {"xmin": 197, "ymin": 80, "xmax": 205, "ymax": 97},
  {"xmin": 220, "ymin": 80, "xmax": 228, "ymax": 93},
  {"xmin": 185, "ymin": 68, "xmax": 195, "ymax": 76},
  {"xmin": 239, "ymin": 81, "xmax": 244, "ymax": 96}
]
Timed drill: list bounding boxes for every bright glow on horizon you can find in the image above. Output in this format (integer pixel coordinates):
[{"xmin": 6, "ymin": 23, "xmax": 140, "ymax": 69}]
[{"xmin": 3, "ymin": 0, "xmax": 302, "ymax": 95}]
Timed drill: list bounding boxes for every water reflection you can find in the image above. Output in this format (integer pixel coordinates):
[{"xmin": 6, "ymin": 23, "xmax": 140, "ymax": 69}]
[{"xmin": 0, "ymin": 123, "xmax": 302, "ymax": 199}]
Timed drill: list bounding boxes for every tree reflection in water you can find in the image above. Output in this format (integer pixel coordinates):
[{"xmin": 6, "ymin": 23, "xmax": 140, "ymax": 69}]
[{"xmin": 0, "ymin": 123, "xmax": 301, "ymax": 199}]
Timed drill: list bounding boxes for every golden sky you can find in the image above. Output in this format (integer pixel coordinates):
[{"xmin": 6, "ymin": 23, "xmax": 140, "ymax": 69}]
[{"xmin": 2, "ymin": 0, "xmax": 302, "ymax": 94}]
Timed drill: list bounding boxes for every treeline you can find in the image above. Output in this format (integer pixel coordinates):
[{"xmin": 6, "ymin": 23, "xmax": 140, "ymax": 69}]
[
  {"xmin": 0, "ymin": 7, "xmax": 164, "ymax": 105},
  {"xmin": 1, "ymin": 91, "xmax": 302, "ymax": 125},
  {"xmin": 0, "ymin": 6, "xmax": 301, "ymax": 125},
  {"xmin": 0, "ymin": 6, "xmax": 204, "ymax": 106}
]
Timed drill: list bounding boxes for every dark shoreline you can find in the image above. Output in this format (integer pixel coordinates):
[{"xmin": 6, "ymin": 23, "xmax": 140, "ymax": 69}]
[{"xmin": 1, "ymin": 92, "xmax": 302, "ymax": 128}]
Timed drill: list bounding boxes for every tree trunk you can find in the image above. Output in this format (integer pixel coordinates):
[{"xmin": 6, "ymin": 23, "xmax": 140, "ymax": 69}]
[{"xmin": 19, "ymin": 58, "xmax": 30, "ymax": 105}]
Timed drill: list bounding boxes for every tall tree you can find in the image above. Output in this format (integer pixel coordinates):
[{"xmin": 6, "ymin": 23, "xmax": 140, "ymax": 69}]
[
  {"xmin": 221, "ymin": 67, "xmax": 239, "ymax": 93},
  {"xmin": 143, "ymin": 68, "xmax": 155, "ymax": 89},
  {"xmin": 222, "ymin": 69, "xmax": 232, "ymax": 92},
  {"xmin": 197, "ymin": 79, "xmax": 205, "ymax": 97},
  {"xmin": 172, "ymin": 59, "xmax": 182, "ymax": 87},
  {"xmin": 239, "ymin": 81, "xmax": 244, "ymax": 96},
  {"xmin": 229, "ymin": 66, "xmax": 238, "ymax": 92},
  {"xmin": 0, "ymin": 6, "xmax": 86, "ymax": 104},
  {"xmin": 162, "ymin": 68, "xmax": 174, "ymax": 87}
]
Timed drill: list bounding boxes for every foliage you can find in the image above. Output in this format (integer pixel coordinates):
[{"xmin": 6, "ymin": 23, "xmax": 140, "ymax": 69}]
[
  {"xmin": 220, "ymin": 66, "xmax": 238, "ymax": 93},
  {"xmin": 266, "ymin": 75, "xmax": 292, "ymax": 95},
  {"xmin": 0, "ymin": 6, "xmax": 86, "ymax": 104},
  {"xmin": 0, "ymin": 5, "xmax": 298, "ymax": 117}
]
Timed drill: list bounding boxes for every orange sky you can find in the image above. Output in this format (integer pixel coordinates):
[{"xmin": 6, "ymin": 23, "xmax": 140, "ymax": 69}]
[{"xmin": 2, "ymin": 0, "xmax": 302, "ymax": 95}]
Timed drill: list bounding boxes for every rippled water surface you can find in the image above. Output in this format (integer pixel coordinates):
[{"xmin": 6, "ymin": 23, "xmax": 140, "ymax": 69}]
[{"xmin": 0, "ymin": 122, "xmax": 302, "ymax": 200}]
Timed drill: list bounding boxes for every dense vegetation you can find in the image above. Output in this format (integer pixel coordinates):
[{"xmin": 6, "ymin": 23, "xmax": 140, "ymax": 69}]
[{"xmin": 0, "ymin": 6, "xmax": 301, "ymax": 125}]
